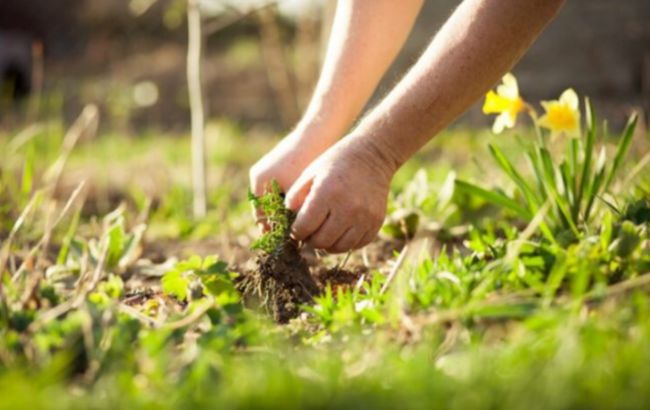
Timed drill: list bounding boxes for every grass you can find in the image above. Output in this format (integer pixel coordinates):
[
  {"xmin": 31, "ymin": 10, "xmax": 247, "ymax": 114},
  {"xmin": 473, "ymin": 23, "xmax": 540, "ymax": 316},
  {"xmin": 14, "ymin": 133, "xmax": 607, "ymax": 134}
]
[{"xmin": 0, "ymin": 98, "xmax": 649, "ymax": 409}]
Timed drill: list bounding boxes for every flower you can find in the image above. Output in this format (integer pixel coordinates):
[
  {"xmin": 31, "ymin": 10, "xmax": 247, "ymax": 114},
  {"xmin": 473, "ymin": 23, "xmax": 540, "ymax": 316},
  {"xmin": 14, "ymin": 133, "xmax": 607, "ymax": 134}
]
[
  {"xmin": 537, "ymin": 88, "xmax": 581, "ymax": 137},
  {"xmin": 482, "ymin": 73, "xmax": 526, "ymax": 134}
]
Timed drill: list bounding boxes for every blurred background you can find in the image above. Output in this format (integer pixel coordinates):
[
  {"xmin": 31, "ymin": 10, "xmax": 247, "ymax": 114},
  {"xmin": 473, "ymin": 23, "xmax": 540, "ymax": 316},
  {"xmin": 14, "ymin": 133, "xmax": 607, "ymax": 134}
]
[{"xmin": 1, "ymin": 0, "xmax": 649, "ymax": 134}]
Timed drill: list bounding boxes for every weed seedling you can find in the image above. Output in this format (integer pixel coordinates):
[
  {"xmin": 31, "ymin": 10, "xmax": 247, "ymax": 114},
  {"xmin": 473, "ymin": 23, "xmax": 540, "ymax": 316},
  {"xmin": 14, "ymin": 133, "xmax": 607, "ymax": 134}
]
[
  {"xmin": 248, "ymin": 180, "xmax": 294, "ymax": 254},
  {"xmin": 240, "ymin": 181, "xmax": 319, "ymax": 323}
]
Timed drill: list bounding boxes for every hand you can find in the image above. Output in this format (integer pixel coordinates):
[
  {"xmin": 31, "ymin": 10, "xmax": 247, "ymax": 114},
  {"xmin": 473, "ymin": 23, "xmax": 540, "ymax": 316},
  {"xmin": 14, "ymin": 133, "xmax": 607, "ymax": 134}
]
[
  {"xmin": 285, "ymin": 137, "xmax": 396, "ymax": 253},
  {"xmin": 249, "ymin": 128, "xmax": 330, "ymax": 226}
]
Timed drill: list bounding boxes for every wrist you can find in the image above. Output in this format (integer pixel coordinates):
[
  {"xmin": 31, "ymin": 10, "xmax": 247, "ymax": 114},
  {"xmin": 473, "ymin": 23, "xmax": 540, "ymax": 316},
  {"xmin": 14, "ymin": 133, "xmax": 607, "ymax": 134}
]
[
  {"xmin": 345, "ymin": 130, "xmax": 401, "ymax": 183},
  {"xmin": 296, "ymin": 94, "xmax": 362, "ymax": 146},
  {"xmin": 290, "ymin": 116, "xmax": 343, "ymax": 155}
]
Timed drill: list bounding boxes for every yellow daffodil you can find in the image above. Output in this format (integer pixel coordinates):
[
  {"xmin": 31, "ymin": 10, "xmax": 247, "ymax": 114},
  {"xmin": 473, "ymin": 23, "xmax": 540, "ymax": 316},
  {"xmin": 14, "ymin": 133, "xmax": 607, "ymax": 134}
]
[
  {"xmin": 537, "ymin": 88, "xmax": 581, "ymax": 137},
  {"xmin": 483, "ymin": 73, "xmax": 525, "ymax": 134}
]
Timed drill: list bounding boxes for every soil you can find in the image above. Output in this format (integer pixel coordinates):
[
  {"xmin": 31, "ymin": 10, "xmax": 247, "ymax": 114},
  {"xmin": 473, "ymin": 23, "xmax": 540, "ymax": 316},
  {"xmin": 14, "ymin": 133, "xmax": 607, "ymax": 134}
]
[
  {"xmin": 236, "ymin": 239, "xmax": 319, "ymax": 324},
  {"xmin": 236, "ymin": 239, "xmax": 368, "ymax": 324},
  {"xmin": 313, "ymin": 265, "xmax": 367, "ymax": 293}
]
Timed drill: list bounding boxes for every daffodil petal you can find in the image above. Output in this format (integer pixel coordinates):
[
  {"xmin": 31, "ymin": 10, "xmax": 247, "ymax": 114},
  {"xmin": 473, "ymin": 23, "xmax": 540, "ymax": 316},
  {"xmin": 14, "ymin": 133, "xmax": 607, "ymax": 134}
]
[
  {"xmin": 483, "ymin": 91, "xmax": 511, "ymax": 114},
  {"xmin": 497, "ymin": 73, "xmax": 519, "ymax": 100},
  {"xmin": 540, "ymin": 101, "xmax": 553, "ymax": 111},
  {"xmin": 492, "ymin": 112, "xmax": 514, "ymax": 134},
  {"xmin": 559, "ymin": 88, "xmax": 579, "ymax": 110}
]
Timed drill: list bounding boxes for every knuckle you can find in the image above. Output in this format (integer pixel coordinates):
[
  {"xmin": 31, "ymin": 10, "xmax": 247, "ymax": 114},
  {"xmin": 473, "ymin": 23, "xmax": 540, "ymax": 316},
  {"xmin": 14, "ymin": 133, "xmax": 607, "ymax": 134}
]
[
  {"xmin": 309, "ymin": 237, "xmax": 327, "ymax": 250},
  {"xmin": 353, "ymin": 237, "xmax": 368, "ymax": 249},
  {"xmin": 321, "ymin": 181, "xmax": 342, "ymax": 199},
  {"xmin": 352, "ymin": 240, "xmax": 366, "ymax": 250},
  {"xmin": 353, "ymin": 239, "xmax": 368, "ymax": 250},
  {"xmin": 347, "ymin": 198, "xmax": 364, "ymax": 214},
  {"xmin": 370, "ymin": 209, "xmax": 386, "ymax": 225},
  {"xmin": 291, "ymin": 221, "xmax": 308, "ymax": 240},
  {"xmin": 309, "ymin": 233, "xmax": 334, "ymax": 250},
  {"xmin": 329, "ymin": 245, "xmax": 346, "ymax": 254},
  {"xmin": 358, "ymin": 236, "xmax": 372, "ymax": 249},
  {"xmin": 366, "ymin": 230, "xmax": 379, "ymax": 244}
]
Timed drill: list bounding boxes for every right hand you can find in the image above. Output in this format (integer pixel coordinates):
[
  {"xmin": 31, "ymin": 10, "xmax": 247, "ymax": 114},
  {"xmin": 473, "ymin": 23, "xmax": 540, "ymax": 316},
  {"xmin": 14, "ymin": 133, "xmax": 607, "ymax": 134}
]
[{"xmin": 284, "ymin": 135, "xmax": 396, "ymax": 253}]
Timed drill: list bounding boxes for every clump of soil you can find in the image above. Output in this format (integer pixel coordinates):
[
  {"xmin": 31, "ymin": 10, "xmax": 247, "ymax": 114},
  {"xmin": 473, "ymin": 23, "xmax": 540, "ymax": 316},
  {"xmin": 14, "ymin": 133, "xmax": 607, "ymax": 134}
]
[
  {"xmin": 240, "ymin": 182, "xmax": 368, "ymax": 323},
  {"xmin": 236, "ymin": 241, "xmax": 369, "ymax": 323},
  {"xmin": 236, "ymin": 239, "xmax": 320, "ymax": 323},
  {"xmin": 313, "ymin": 265, "xmax": 367, "ymax": 293}
]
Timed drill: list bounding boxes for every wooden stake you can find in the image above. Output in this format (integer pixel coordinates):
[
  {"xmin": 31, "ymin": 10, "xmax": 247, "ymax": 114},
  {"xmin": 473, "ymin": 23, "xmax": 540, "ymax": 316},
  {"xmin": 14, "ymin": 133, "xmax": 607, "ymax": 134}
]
[{"xmin": 187, "ymin": 0, "xmax": 207, "ymax": 218}]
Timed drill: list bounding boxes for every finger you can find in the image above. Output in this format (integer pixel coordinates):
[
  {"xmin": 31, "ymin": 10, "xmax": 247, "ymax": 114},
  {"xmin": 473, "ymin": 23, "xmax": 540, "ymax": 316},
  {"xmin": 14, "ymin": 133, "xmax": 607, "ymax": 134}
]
[
  {"xmin": 350, "ymin": 230, "xmax": 370, "ymax": 250},
  {"xmin": 255, "ymin": 214, "xmax": 271, "ymax": 232},
  {"xmin": 249, "ymin": 171, "xmax": 267, "ymax": 230},
  {"xmin": 250, "ymin": 194, "xmax": 271, "ymax": 231},
  {"xmin": 249, "ymin": 168, "xmax": 263, "ymax": 197},
  {"xmin": 327, "ymin": 227, "xmax": 364, "ymax": 254},
  {"xmin": 285, "ymin": 176, "xmax": 313, "ymax": 212},
  {"xmin": 307, "ymin": 213, "xmax": 348, "ymax": 251},
  {"xmin": 291, "ymin": 193, "xmax": 329, "ymax": 241},
  {"xmin": 357, "ymin": 229, "xmax": 378, "ymax": 249}
]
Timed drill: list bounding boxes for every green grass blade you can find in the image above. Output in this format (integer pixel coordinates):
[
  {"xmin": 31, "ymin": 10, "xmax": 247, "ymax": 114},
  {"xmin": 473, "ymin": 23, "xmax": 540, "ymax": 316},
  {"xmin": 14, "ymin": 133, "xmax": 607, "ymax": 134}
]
[
  {"xmin": 584, "ymin": 147, "xmax": 607, "ymax": 221},
  {"xmin": 575, "ymin": 98, "xmax": 596, "ymax": 221},
  {"xmin": 526, "ymin": 150, "xmax": 548, "ymax": 201},
  {"xmin": 538, "ymin": 148, "xmax": 579, "ymax": 234},
  {"xmin": 559, "ymin": 161, "xmax": 574, "ymax": 209},
  {"xmin": 538, "ymin": 147, "xmax": 557, "ymax": 189},
  {"xmin": 488, "ymin": 144, "xmax": 541, "ymax": 209},
  {"xmin": 604, "ymin": 113, "xmax": 638, "ymax": 191},
  {"xmin": 569, "ymin": 137, "xmax": 579, "ymax": 192},
  {"xmin": 455, "ymin": 179, "xmax": 532, "ymax": 220}
]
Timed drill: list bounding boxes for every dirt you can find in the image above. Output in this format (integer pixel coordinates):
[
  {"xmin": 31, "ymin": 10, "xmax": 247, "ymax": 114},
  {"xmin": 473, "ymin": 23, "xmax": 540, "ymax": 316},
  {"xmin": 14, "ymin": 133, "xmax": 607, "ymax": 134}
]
[
  {"xmin": 236, "ymin": 239, "xmax": 368, "ymax": 324},
  {"xmin": 236, "ymin": 239, "xmax": 319, "ymax": 323},
  {"xmin": 313, "ymin": 265, "xmax": 367, "ymax": 293}
]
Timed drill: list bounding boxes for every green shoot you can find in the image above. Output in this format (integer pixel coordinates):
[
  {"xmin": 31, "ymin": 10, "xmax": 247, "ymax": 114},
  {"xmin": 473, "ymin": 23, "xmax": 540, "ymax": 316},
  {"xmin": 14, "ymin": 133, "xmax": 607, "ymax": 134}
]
[
  {"xmin": 248, "ymin": 180, "xmax": 295, "ymax": 254},
  {"xmin": 457, "ymin": 101, "xmax": 638, "ymax": 240}
]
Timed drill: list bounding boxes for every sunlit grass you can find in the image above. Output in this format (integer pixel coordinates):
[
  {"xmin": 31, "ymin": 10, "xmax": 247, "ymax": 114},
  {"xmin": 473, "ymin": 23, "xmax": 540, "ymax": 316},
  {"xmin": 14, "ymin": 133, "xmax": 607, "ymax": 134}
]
[{"xmin": 0, "ymin": 100, "xmax": 649, "ymax": 409}]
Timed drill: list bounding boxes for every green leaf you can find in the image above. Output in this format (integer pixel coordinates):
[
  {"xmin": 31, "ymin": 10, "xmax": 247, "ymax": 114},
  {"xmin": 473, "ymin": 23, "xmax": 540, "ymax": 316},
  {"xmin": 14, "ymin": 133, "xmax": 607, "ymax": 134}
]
[
  {"xmin": 488, "ymin": 144, "xmax": 541, "ymax": 209},
  {"xmin": 604, "ymin": 113, "xmax": 638, "ymax": 191},
  {"xmin": 543, "ymin": 249, "xmax": 567, "ymax": 303},
  {"xmin": 203, "ymin": 260, "xmax": 228, "ymax": 276},
  {"xmin": 57, "ymin": 207, "xmax": 82, "ymax": 265},
  {"xmin": 538, "ymin": 148, "xmax": 579, "ymax": 234},
  {"xmin": 575, "ymin": 98, "xmax": 596, "ymax": 218},
  {"xmin": 177, "ymin": 255, "xmax": 203, "ymax": 272},
  {"xmin": 455, "ymin": 179, "xmax": 531, "ymax": 220},
  {"xmin": 559, "ymin": 160, "xmax": 574, "ymax": 207},
  {"xmin": 106, "ymin": 220, "xmax": 126, "ymax": 269},
  {"xmin": 525, "ymin": 150, "xmax": 549, "ymax": 201},
  {"xmin": 162, "ymin": 269, "xmax": 190, "ymax": 301},
  {"xmin": 584, "ymin": 147, "xmax": 607, "ymax": 221},
  {"xmin": 600, "ymin": 210, "xmax": 614, "ymax": 250},
  {"xmin": 249, "ymin": 180, "xmax": 294, "ymax": 254},
  {"xmin": 21, "ymin": 145, "xmax": 34, "ymax": 202},
  {"xmin": 538, "ymin": 147, "xmax": 557, "ymax": 190},
  {"xmin": 202, "ymin": 276, "xmax": 237, "ymax": 299},
  {"xmin": 609, "ymin": 220, "xmax": 641, "ymax": 258}
]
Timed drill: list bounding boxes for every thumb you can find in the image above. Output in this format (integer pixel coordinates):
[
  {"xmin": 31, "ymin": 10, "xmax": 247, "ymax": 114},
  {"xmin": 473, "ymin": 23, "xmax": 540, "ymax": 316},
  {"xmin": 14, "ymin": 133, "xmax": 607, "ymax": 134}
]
[{"xmin": 285, "ymin": 174, "xmax": 313, "ymax": 212}]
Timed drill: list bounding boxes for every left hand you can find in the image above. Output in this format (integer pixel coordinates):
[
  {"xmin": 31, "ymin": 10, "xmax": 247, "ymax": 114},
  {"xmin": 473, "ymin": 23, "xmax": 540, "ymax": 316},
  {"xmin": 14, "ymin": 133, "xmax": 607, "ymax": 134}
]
[{"xmin": 285, "ymin": 137, "xmax": 396, "ymax": 253}]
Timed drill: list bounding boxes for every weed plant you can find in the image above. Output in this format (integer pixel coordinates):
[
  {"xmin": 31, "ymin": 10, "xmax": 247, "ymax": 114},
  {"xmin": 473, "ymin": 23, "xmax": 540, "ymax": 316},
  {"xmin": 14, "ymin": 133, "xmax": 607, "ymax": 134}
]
[{"xmin": 0, "ymin": 78, "xmax": 649, "ymax": 408}]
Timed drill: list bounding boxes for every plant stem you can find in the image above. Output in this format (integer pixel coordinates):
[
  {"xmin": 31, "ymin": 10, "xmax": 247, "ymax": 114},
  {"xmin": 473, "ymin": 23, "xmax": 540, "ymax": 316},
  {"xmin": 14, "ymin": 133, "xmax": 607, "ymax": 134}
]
[{"xmin": 187, "ymin": 0, "xmax": 207, "ymax": 219}]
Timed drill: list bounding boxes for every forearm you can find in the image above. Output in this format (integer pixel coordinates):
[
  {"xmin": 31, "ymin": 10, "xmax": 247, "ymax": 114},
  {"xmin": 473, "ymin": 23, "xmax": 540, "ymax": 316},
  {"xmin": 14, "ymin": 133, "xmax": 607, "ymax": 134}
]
[
  {"xmin": 297, "ymin": 0, "xmax": 424, "ymax": 153},
  {"xmin": 351, "ymin": 0, "xmax": 565, "ymax": 171}
]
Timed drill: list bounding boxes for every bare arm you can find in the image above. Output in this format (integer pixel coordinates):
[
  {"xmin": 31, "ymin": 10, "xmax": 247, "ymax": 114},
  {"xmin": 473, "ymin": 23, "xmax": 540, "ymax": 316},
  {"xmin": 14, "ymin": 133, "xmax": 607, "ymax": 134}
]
[
  {"xmin": 298, "ymin": 0, "xmax": 425, "ymax": 153},
  {"xmin": 287, "ymin": 0, "xmax": 565, "ymax": 252},
  {"xmin": 250, "ymin": 0, "xmax": 423, "ymax": 200},
  {"xmin": 351, "ymin": 0, "xmax": 565, "ymax": 170}
]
